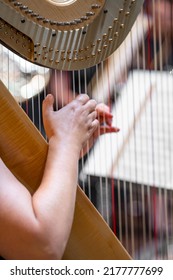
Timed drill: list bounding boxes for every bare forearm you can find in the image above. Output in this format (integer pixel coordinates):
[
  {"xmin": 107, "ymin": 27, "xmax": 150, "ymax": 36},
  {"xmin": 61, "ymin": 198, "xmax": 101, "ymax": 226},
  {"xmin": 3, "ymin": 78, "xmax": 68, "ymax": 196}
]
[
  {"xmin": 32, "ymin": 138, "xmax": 80, "ymax": 257},
  {"xmin": 0, "ymin": 139, "xmax": 79, "ymax": 260}
]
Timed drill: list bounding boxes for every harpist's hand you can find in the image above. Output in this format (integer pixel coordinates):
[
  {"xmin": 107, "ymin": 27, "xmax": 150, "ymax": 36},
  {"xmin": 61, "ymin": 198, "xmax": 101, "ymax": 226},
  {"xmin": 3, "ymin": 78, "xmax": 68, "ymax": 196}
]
[
  {"xmin": 80, "ymin": 103, "xmax": 120, "ymax": 157},
  {"xmin": 96, "ymin": 103, "xmax": 119, "ymax": 134},
  {"xmin": 42, "ymin": 94, "xmax": 99, "ymax": 154}
]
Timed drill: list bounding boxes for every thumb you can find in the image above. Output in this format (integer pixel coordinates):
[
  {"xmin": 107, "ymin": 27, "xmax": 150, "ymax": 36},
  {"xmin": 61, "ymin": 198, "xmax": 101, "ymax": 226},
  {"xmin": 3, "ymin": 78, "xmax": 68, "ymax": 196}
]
[
  {"xmin": 42, "ymin": 94, "xmax": 54, "ymax": 116},
  {"xmin": 42, "ymin": 94, "xmax": 55, "ymax": 139}
]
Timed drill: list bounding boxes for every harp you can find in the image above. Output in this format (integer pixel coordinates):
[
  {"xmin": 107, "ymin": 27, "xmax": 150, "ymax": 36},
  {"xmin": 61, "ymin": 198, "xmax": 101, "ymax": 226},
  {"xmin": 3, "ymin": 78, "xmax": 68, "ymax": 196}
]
[
  {"xmin": 0, "ymin": 0, "xmax": 143, "ymax": 260},
  {"xmin": 2, "ymin": 0, "xmax": 172, "ymax": 260}
]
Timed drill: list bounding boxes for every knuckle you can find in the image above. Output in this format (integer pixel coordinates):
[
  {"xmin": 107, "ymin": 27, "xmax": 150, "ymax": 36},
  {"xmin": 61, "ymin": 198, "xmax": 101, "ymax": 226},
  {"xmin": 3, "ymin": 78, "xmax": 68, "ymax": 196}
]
[
  {"xmin": 77, "ymin": 93, "xmax": 89, "ymax": 102},
  {"xmin": 89, "ymin": 99, "xmax": 97, "ymax": 107}
]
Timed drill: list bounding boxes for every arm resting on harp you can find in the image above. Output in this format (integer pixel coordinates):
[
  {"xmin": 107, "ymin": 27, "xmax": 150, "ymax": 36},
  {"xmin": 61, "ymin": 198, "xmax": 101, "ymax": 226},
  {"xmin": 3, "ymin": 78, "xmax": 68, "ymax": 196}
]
[
  {"xmin": 0, "ymin": 93, "xmax": 119, "ymax": 260},
  {"xmin": 0, "ymin": 93, "xmax": 99, "ymax": 260}
]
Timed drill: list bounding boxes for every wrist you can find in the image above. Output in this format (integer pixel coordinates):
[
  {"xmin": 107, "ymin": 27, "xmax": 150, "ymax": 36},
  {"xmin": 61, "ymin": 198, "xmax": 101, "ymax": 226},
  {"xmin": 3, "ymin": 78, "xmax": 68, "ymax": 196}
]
[{"xmin": 48, "ymin": 136, "xmax": 81, "ymax": 158}]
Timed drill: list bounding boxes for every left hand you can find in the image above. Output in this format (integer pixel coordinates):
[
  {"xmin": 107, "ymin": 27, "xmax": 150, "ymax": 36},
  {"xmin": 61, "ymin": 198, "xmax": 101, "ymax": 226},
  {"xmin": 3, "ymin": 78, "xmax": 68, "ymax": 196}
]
[{"xmin": 80, "ymin": 103, "xmax": 120, "ymax": 157}]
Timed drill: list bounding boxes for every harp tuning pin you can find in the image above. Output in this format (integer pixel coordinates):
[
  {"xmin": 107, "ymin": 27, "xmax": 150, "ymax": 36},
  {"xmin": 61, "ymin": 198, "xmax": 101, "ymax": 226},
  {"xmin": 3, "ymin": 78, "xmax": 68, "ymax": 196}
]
[
  {"xmin": 25, "ymin": 9, "xmax": 33, "ymax": 14},
  {"xmin": 31, "ymin": 13, "xmax": 39, "ymax": 17},
  {"xmin": 34, "ymin": 43, "xmax": 40, "ymax": 47},
  {"xmin": 69, "ymin": 21, "xmax": 77, "ymax": 25},
  {"xmin": 20, "ymin": 6, "xmax": 28, "ymax": 10},
  {"xmin": 74, "ymin": 19, "xmax": 82, "ymax": 23},
  {"xmin": 81, "ymin": 16, "xmax": 89, "ymax": 21},
  {"xmin": 43, "ymin": 19, "xmax": 50, "ymax": 23},
  {"xmin": 37, "ymin": 16, "xmax": 45, "ymax": 21},
  {"xmin": 86, "ymin": 12, "xmax": 95, "ymax": 17},
  {"xmin": 50, "ymin": 21, "xmax": 57, "ymax": 25},
  {"xmin": 14, "ymin": 2, "xmax": 22, "ymax": 7},
  {"xmin": 91, "ymin": 4, "xmax": 101, "ymax": 9},
  {"xmin": 56, "ymin": 22, "xmax": 64, "ymax": 26}
]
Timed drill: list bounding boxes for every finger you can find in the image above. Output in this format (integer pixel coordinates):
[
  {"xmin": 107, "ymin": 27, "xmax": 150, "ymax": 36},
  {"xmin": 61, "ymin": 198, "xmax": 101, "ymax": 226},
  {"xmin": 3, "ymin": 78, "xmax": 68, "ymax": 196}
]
[
  {"xmin": 96, "ymin": 103, "xmax": 110, "ymax": 111},
  {"xmin": 96, "ymin": 109, "xmax": 113, "ymax": 127},
  {"xmin": 97, "ymin": 115, "xmax": 113, "ymax": 127},
  {"xmin": 42, "ymin": 94, "xmax": 54, "ymax": 116},
  {"xmin": 84, "ymin": 99, "xmax": 97, "ymax": 113},
  {"xmin": 88, "ymin": 110, "xmax": 97, "ymax": 122},
  {"xmin": 76, "ymin": 93, "xmax": 90, "ymax": 104},
  {"xmin": 97, "ymin": 109, "xmax": 113, "ymax": 119},
  {"xmin": 99, "ymin": 125, "xmax": 120, "ymax": 135},
  {"xmin": 89, "ymin": 119, "xmax": 99, "ymax": 134}
]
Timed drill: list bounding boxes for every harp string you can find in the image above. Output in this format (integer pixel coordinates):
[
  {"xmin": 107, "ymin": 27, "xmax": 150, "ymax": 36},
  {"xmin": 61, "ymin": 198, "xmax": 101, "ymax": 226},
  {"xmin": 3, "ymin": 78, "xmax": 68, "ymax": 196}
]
[{"xmin": 151, "ymin": 0, "xmax": 165, "ymax": 258}]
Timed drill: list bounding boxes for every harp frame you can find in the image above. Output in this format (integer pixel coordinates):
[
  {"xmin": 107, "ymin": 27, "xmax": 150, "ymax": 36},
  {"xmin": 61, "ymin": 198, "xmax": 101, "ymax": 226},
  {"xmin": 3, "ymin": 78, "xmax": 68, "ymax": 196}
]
[{"xmin": 0, "ymin": 0, "xmax": 144, "ymax": 70}]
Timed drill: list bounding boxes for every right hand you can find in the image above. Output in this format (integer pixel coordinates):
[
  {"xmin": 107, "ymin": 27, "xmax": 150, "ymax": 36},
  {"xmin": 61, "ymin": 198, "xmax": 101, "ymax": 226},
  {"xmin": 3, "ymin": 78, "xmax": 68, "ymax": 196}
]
[{"xmin": 42, "ymin": 94, "xmax": 99, "ymax": 151}]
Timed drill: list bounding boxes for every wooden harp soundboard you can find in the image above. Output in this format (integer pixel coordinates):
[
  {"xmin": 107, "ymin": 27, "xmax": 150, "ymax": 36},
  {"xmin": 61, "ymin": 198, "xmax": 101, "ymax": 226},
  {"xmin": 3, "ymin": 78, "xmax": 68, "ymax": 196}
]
[{"xmin": 0, "ymin": 0, "xmax": 144, "ymax": 259}]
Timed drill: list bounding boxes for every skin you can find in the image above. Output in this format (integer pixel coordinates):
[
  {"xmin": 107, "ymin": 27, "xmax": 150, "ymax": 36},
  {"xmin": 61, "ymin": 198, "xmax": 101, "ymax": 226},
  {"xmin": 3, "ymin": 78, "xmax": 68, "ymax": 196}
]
[{"xmin": 0, "ymin": 93, "xmax": 119, "ymax": 260}]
